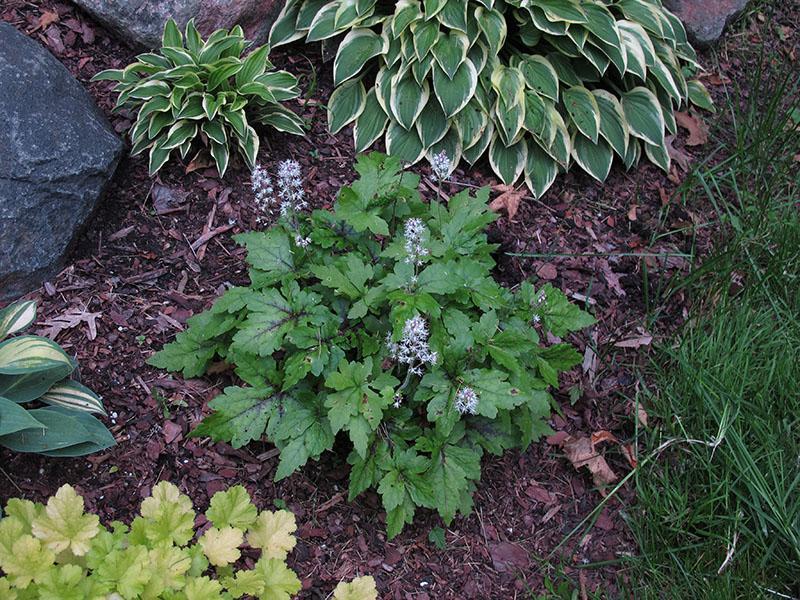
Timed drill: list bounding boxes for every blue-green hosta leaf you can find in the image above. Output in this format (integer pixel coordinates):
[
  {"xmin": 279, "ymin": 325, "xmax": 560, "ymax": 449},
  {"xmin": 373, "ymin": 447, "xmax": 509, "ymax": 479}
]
[
  {"xmin": 0, "ymin": 406, "xmax": 114, "ymax": 456},
  {"xmin": 191, "ymin": 386, "xmax": 281, "ymax": 448},
  {"xmin": 334, "ymin": 28, "xmax": 385, "ymax": 86},
  {"xmin": 563, "ymin": 86, "xmax": 600, "ymax": 143},
  {"xmin": 392, "ymin": 0, "xmax": 422, "ymax": 36},
  {"xmin": 622, "ymin": 86, "xmax": 665, "ymax": 147},
  {"xmin": 354, "ymin": 88, "xmax": 389, "ymax": 152},
  {"xmin": 0, "ymin": 363, "xmax": 74, "ymax": 404},
  {"xmin": 328, "ymin": 78, "xmax": 367, "ymax": 134},
  {"xmin": 454, "ymin": 100, "xmax": 488, "ymax": 150},
  {"xmin": 0, "ymin": 396, "xmax": 44, "ymax": 436},
  {"xmin": 644, "ymin": 140, "xmax": 671, "ymax": 173},
  {"xmin": 571, "ymin": 133, "xmax": 613, "ymax": 182}
]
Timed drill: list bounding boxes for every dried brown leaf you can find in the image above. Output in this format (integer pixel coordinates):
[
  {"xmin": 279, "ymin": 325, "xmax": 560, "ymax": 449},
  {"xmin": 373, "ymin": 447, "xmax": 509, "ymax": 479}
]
[{"xmin": 489, "ymin": 184, "xmax": 526, "ymax": 221}]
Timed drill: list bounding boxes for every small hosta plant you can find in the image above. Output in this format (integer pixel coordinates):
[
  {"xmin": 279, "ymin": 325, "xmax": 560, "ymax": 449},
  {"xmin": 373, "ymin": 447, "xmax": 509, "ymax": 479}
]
[
  {"xmin": 150, "ymin": 153, "xmax": 594, "ymax": 537},
  {"xmin": 94, "ymin": 18, "xmax": 305, "ymax": 176},
  {"xmin": 270, "ymin": 0, "xmax": 714, "ymax": 197},
  {"xmin": 0, "ymin": 482, "xmax": 378, "ymax": 599},
  {"xmin": 0, "ymin": 301, "xmax": 114, "ymax": 456}
]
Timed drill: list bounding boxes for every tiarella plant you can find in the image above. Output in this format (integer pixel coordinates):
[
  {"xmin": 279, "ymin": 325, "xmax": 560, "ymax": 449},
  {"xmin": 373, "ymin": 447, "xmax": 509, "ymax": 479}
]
[
  {"xmin": 150, "ymin": 153, "xmax": 593, "ymax": 537},
  {"xmin": 94, "ymin": 18, "xmax": 305, "ymax": 176},
  {"xmin": 0, "ymin": 482, "xmax": 378, "ymax": 599},
  {"xmin": 0, "ymin": 301, "xmax": 115, "ymax": 456},
  {"xmin": 270, "ymin": 0, "xmax": 714, "ymax": 196}
]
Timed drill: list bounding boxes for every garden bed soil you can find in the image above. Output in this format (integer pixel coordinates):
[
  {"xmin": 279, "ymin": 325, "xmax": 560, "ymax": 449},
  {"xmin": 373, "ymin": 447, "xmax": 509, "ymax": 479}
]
[{"xmin": 1, "ymin": 1, "xmax": 797, "ymax": 597}]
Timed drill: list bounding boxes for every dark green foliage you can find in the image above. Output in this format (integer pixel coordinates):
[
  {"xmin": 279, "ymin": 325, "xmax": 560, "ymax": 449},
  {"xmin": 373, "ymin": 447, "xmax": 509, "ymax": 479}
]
[{"xmin": 150, "ymin": 153, "xmax": 593, "ymax": 537}]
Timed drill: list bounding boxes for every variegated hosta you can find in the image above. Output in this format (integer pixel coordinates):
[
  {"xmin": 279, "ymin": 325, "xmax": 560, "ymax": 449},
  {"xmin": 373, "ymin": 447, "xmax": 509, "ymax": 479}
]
[
  {"xmin": 0, "ymin": 301, "xmax": 114, "ymax": 456},
  {"xmin": 94, "ymin": 19, "xmax": 305, "ymax": 176},
  {"xmin": 271, "ymin": 0, "xmax": 714, "ymax": 197}
]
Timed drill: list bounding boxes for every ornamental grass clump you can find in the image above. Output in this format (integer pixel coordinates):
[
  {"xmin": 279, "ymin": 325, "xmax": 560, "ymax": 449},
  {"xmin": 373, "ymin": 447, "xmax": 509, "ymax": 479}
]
[
  {"xmin": 0, "ymin": 482, "xmax": 377, "ymax": 599},
  {"xmin": 149, "ymin": 153, "xmax": 594, "ymax": 537},
  {"xmin": 270, "ymin": 0, "xmax": 714, "ymax": 197},
  {"xmin": 94, "ymin": 19, "xmax": 304, "ymax": 176}
]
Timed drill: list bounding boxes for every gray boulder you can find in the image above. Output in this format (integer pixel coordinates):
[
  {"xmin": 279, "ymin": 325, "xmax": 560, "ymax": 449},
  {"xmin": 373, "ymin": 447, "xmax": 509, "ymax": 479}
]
[
  {"xmin": 663, "ymin": 0, "xmax": 749, "ymax": 47},
  {"xmin": 0, "ymin": 22, "xmax": 123, "ymax": 301},
  {"xmin": 70, "ymin": 0, "xmax": 284, "ymax": 49}
]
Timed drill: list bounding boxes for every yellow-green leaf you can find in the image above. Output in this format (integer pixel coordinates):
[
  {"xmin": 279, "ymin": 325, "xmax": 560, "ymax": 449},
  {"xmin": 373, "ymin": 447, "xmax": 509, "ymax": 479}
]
[
  {"xmin": 246, "ymin": 509, "xmax": 296, "ymax": 559},
  {"xmin": 31, "ymin": 484, "xmax": 100, "ymax": 556}
]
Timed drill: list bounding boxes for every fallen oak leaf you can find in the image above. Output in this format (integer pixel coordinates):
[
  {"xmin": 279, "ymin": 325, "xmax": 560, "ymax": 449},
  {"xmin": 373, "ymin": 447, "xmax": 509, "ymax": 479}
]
[
  {"xmin": 675, "ymin": 112, "xmax": 709, "ymax": 146},
  {"xmin": 561, "ymin": 434, "xmax": 618, "ymax": 494},
  {"xmin": 39, "ymin": 306, "xmax": 102, "ymax": 341},
  {"xmin": 665, "ymin": 135, "xmax": 693, "ymax": 172},
  {"xmin": 489, "ymin": 184, "xmax": 526, "ymax": 221}
]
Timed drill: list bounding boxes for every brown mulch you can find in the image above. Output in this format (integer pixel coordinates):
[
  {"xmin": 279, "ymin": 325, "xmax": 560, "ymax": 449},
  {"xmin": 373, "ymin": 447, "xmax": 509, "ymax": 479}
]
[{"xmin": 1, "ymin": 1, "xmax": 797, "ymax": 597}]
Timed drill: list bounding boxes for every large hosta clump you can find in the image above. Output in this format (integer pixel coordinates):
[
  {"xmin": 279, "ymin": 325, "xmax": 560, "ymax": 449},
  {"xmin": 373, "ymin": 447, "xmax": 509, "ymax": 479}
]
[{"xmin": 270, "ymin": 0, "xmax": 714, "ymax": 196}]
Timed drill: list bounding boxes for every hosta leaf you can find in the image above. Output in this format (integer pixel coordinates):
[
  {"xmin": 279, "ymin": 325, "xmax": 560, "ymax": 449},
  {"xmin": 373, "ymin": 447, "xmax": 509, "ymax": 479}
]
[
  {"xmin": 617, "ymin": 0, "xmax": 665, "ymax": 37},
  {"xmin": 475, "ymin": 7, "xmax": 506, "ymax": 55},
  {"xmin": 622, "ymin": 86, "xmax": 665, "ymax": 147},
  {"xmin": 437, "ymin": 0, "xmax": 468, "ymax": 32},
  {"xmin": 328, "ymin": 78, "xmax": 367, "ymax": 134},
  {"xmin": 246, "ymin": 510, "xmax": 297, "ymax": 559},
  {"xmin": 386, "ymin": 120, "xmax": 425, "ymax": 163},
  {"xmin": 31, "ymin": 484, "xmax": 100, "ymax": 556},
  {"xmin": 40, "ymin": 380, "xmax": 106, "ymax": 416},
  {"xmin": 0, "ymin": 301, "xmax": 35, "ymax": 338},
  {"xmin": 537, "ymin": 0, "xmax": 587, "ymax": 24},
  {"xmin": 416, "ymin": 96, "xmax": 450, "ymax": 148},
  {"xmin": 519, "ymin": 55, "xmax": 559, "ymax": 101},
  {"xmin": 432, "ymin": 60, "xmax": 477, "ymax": 118},
  {"xmin": 354, "ymin": 88, "xmax": 389, "ymax": 152},
  {"xmin": 162, "ymin": 18, "xmax": 183, "ymax": 48},
  {"xmin": 269, "ymin": 0, "xmax": 305, "ymax": 46},
  {"xmin": 389, "ymin": 73, "xmax": 429, "ymax": 130},
  {"xmin": 571, "ymin": 133, "xmax": 614, "ymax": 182},
  {"xmin": 431, "ymin": 30, "xmax": 468, "ymax": 80},
  {"xmin": 581, "ymin": 3, "xmax": 620, "ymax": 46},
  {"xmin": 334, "ymin": 28, "xmax": 385, "ymax": 86},
  {"xmin": 413, "ymin": 18, "xmax": 439, "ymax": 59},
  {"xmin": 644, "ymin": 140, "xmax": 671, "ymax": 172},
  {"xmin": 493, "ymin": 97, "xmax": 525, "ymax": 147},
  {"xmin": 206, "ymin": 484, "xmax": 259, "ymax": 529},
  {"xmin": 524, "ymin": 140, "xmax": 559, "ymax": 199},
  {"xmin": 593, "ymin": 89, "xmax": 629, "ymax": 157},
  {"xmin": 0, "ymin": 396, "xmax": 44, "ymax": 436},
  {"xmin": 489, "ymin": 137, "xmax": 527, "ymax": 186},
  {"xmin": 688, "ymin": 80, "xmax": 715, "ymax": 112},
  {"xmin": 563, "ymin": 86, "xmax": 600, "ymax": 143},
  {"xmin": 0, "ymin": 336, "xmax": 72, "ymax": 375},
  {"xmin": 426, "ymin": 127, "xmax": 462, "ymax": 177}
]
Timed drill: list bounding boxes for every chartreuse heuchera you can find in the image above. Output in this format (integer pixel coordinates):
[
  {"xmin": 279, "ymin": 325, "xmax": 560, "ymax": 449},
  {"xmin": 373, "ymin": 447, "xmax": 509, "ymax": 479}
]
[
  {"xmin": 0, "ymin": 482, "xmax": 378, "ymax": 599},
  {"xmin": 271, "ymin": 0, "xmax": 714, "ymax": 196},
  {"xmin": 149, "ymin": 153, "xmax": 594, "ymax": 537}
]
